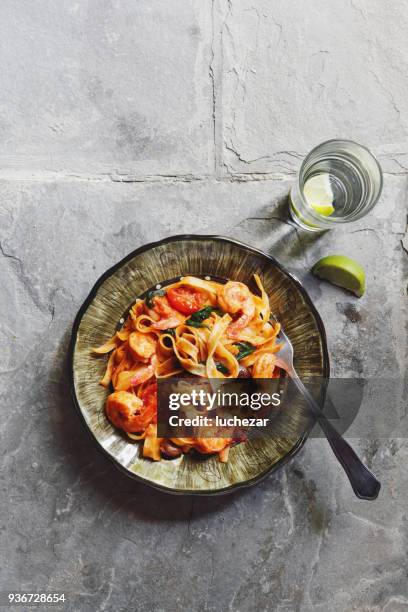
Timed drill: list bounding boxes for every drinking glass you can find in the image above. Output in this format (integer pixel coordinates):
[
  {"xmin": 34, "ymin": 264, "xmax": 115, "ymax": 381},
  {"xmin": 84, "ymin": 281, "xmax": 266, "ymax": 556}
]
[{"xmin": 289, "ymin": 139, "xmax": 383, "ymax": 232}]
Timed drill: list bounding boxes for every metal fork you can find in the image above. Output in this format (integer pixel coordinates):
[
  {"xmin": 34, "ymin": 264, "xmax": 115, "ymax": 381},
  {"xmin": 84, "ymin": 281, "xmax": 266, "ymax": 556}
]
[{"xmin": 274, "ymin": 324, "xmax": 381, "ymax": 500}]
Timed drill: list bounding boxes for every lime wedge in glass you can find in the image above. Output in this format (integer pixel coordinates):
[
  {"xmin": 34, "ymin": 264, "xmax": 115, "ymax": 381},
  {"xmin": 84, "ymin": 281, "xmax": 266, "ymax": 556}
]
[
  {"xmin": 312, "ymin": 255, "xmax": 365, "ymax": 297},
  {"xmin": 304, "ymin": 173, "xmax": 334, "ymax": 216}
]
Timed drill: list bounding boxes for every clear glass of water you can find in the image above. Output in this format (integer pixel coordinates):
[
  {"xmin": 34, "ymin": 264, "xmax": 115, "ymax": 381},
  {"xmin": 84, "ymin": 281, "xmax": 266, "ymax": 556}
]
[{"xmin": 289, "ymin": 139, "xmax": 383, "ymax": 232}]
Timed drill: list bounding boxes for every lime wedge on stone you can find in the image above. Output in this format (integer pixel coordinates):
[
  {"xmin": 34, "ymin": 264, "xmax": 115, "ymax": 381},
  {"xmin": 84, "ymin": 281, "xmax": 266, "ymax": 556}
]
[
  {"xmin": 304, "ymin": 174, "xmax": 334, "ymax": 216},
  {"xmin": 312, "ymin": 255, "xmax": 365, "ymax": 297}
]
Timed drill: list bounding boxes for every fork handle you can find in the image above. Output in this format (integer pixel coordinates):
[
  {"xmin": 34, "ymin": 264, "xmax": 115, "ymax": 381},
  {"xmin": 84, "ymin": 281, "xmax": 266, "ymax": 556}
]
[{"xmin": 290, "ymin": 374, "xmax": 381, "ymax": 501}]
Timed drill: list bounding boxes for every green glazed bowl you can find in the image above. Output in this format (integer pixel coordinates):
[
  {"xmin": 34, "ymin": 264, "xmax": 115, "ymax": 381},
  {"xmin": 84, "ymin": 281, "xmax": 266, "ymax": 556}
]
[{"xmin": 69, "ymin": 235, "xmax": 329, "ymax": 494}]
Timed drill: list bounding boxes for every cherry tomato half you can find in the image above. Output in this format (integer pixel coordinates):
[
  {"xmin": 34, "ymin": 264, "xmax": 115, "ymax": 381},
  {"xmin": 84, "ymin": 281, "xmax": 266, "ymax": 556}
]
[{"xmin": 166, "ymin": 286, "xmax": 206, "ymax": 315}]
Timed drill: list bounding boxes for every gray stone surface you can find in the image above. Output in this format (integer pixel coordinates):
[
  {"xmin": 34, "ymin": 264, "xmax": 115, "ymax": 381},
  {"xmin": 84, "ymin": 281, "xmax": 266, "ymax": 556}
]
[
  {"xmin": 220, "ymin": 0, "xmax": 408, "ymax": 176},
  {"xmin": 0, "ymin": 1, "xmax": 213, "ymax": 177},
  {"xmin": 0, "ymin": 2, "xmax": 408, "ymax": 611}
]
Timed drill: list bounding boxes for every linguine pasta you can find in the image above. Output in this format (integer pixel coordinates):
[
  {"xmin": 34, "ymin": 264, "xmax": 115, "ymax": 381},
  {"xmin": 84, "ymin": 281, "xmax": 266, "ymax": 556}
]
[{"xmin": 92, "ymin": 275, "xmax": 282, "ymax": 462}]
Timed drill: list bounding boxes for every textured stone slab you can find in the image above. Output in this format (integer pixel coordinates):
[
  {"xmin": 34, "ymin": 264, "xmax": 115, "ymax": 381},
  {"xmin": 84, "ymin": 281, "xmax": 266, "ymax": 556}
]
[
  {"xmin": 1, "ymin": 0, "xmax": 408, "ymax": 608},
  {"xmin": 0, "ymin": 176, "xmax": 407, "ymax": 610},
  {"xmin": 0, "ymin": 1, "xmax": 213, "ymax": 177},
  {"xmin": 220, "ymin": 0, "xmax": 408, "ymax": 176}
]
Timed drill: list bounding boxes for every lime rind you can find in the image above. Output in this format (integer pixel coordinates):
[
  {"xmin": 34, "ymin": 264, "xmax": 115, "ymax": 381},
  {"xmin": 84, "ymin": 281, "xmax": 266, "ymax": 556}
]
[
  {"xmin": 312, "ymin": 255, "xmax": 365, "ymax": 297},
  {"xmin": 311, "ymin": 202, "xmax": 335, "ymax": 216}
]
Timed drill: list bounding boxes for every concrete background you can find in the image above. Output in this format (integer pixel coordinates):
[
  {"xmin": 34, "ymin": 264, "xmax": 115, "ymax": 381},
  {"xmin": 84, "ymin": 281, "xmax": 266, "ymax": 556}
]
[{"xmin": 0, "ymin": 1, "xmax": 407, "ymax": 611}]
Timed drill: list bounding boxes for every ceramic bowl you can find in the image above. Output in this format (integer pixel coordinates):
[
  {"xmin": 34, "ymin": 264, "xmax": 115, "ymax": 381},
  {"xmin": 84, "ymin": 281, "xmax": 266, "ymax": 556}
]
[{"xmin": 69, "ymin": 235, "xmax": 329, "ymax": 494}]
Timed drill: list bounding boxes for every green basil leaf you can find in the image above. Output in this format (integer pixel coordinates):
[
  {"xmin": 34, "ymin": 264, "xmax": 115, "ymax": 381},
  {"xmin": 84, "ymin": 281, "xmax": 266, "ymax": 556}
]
[
  {"xmin": 185, "ymin": 306, "xmax": 224, "ymax": 327},
  {"xmin": 215, "ymin": 362, "xmax": 229, "ymax": 375},
  {"xmin": 234, "ymin": 341, "xmax": 256, "ymax": 361},
  {"xmin": 185, "ymin": 305, "xmax": 214, "ymax": 324}
]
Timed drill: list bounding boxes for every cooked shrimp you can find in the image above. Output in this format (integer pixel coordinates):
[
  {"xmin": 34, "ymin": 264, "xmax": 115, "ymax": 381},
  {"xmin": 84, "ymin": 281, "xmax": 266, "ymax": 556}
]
[
  {"xmin": 152, "ymin": 317, "xmax": 182, "ymax": 330},
  {"xmin": 114, "ymin": 362, "xmax": 155, "ymax": 391},
  {"xmin": 106, "ymin": 391, "xmax": 155, "ymax": 433},
  {"xmin": 218, "ymin": 281, "xmax": 255, "ymax": 337},
  {"xmin": 128, "ymin": 331, "xmax": 156, "ymax": 362},
  {"xmin": 252, "ymin": 353, "xmax": 276, "ymax": 378},
  {"xmin": 153, "ymin": 295, "xmax": 184, "ymax": 319},
  {"xmin": 151, "ymin": 295, "xmax": 184, "ymax": 329}
]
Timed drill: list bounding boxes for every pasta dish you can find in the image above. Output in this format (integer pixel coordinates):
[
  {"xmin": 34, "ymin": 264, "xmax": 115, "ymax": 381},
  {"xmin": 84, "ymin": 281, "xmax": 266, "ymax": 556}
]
[{"xmin": 93, "ymin": 275, "xmax": 282, "ymax": 462}]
